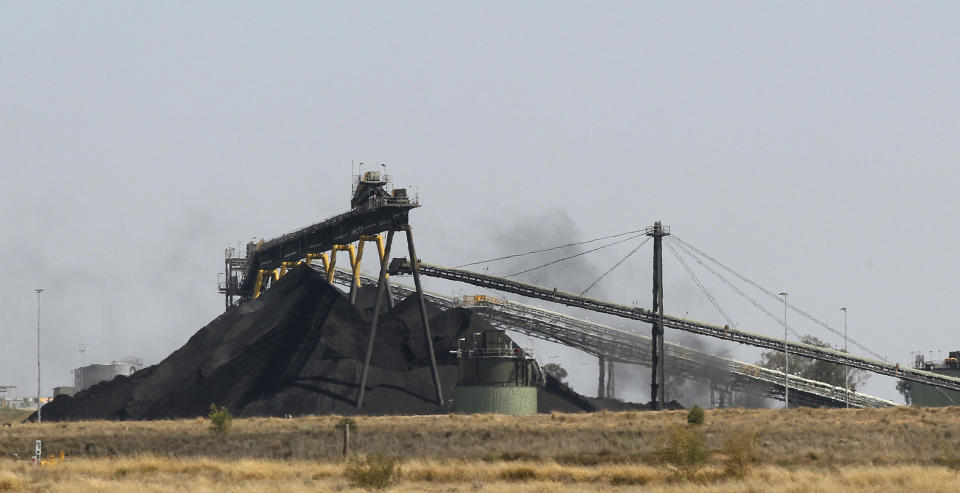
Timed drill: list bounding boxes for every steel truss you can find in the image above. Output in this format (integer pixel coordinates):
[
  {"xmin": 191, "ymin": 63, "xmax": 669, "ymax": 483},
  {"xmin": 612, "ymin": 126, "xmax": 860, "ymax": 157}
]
[
  {"xmin": 328, "ymin": 268, "xmax": 895, "ymax": 408},
  {"xmin": 385, "ymin": 260, "xmax": 960, "ymax": 393}
]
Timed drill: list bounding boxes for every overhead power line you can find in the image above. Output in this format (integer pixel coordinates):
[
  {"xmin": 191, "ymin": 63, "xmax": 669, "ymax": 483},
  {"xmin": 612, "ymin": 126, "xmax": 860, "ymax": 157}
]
[
  {"xmin": 580, "ymin": 237, "xmax": 651, "ymax": 296},
  {"xmin": 454, "ymin": 229, "xmax": 646, "ymax": 269},
  {"xmin": 668, "ymin": 237, "xmax": 804, "ymax": 340},
  {"xmin": 506, "ymin": 234, "xmax": 645, "ymax": 279},
  {"xmin": 665, "ymin": 239, "xmax": 736, "ymax": 327},
  {"xmin": 670, "ymin": 235, "xmax": 887, "ymax": 362}
]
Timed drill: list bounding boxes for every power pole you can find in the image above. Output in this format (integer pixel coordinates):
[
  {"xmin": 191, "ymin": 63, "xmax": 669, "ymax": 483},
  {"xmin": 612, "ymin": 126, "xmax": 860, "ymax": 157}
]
[
  {"xmin": 35, "ymin": 288, "xmax": 43, "ymax": 423},
  {"xmin": 646, "ymin": 222, "xmax": 669, "ymax": 410},
  {"xmin": 841, "ymin": 307, "xmax": 848, "ymax": 408},
  {"xmin": 78, "ymin": 344, "xmax": 89, "ymax": 392},
  {"xmin": 780, "ymin": 292, "xmax": 788, "ymax": 409}
]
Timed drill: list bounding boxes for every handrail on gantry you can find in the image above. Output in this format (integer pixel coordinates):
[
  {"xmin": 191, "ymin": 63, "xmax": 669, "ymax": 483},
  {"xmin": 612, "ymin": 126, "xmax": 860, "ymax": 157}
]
[
  {"xmin": 387, "ymin": 258, "xmax": 960, "ymax": 393},
  {"xmin": 326, "ymin": 267, "xmax": 895, "ymax": 407},
  {"xmin": 464, "ymin": 298, "xmax": 895, "ymax": 408}
]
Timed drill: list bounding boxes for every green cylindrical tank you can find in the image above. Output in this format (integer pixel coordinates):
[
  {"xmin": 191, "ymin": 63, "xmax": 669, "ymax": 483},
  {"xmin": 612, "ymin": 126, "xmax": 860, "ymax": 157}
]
[
  {"xmin": 451, "ymin": 329, "xmax": 543, "ymax": 414},
  {"xmin": 452, "ymin": 386, "xmax": 538, "ymax": 414}
]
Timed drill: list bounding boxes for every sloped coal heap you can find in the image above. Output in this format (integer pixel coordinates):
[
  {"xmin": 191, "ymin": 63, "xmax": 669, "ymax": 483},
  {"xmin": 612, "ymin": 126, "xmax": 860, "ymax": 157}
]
[{"xmin": 42, "ymin": 265, "xmax": 644, "ymax": 420}]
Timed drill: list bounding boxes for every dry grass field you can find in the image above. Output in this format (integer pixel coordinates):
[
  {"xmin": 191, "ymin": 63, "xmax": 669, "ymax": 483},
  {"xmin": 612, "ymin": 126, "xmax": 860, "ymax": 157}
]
[
  {"xmin": 0, "ymin": 409, "xmax": 31, "ymax": 426},
  {"xmin": 1, "ymin": 406, "xmax": 959, "ymax": 492},
  {"xmin": 1, "ymin": 458, "xmax": 959, "ymax": 493}
]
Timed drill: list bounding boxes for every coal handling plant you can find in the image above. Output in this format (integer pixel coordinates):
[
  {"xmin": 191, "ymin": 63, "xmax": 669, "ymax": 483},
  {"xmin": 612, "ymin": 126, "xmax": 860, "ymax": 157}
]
[
  {"xmin": 37, "ymin": 167, "xmax": 913, "ymax": 421},
  {"xmin": 40, "ymin": 264, "xmax": 642, "ymax": 420},
  {"xmin": 38, "ymin": 169, "xmax": 643, "ymax": 421}
]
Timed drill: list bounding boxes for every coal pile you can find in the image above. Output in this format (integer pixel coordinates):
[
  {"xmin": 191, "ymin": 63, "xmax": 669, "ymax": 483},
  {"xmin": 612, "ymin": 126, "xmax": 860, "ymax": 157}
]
[{"xmin": 41, "ymin": 265, "xmax": 647, "ymax": 420}]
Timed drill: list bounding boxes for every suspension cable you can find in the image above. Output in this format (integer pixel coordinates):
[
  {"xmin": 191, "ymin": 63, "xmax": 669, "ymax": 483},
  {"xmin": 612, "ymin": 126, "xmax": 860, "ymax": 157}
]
[
  {"xmin": 671, "ymin": 235, "xmax": 886, "ymax": 361},
  {"xmin": 668, "ymin": 237, "xmax": 805, "ymax": 339},
  {"xmin": 454, "ymin": 228, "xmax": 646, "ymax": 268},
  {"xmin": 506, "ymin": 234, "xmax": 645, "ymax": 279},
  {"xmin": 580, "ymin": 237, "xmax": 651, "ymax": 296},
  {"xmin": 665, "ymin": 239, "xmax": 736, "ymax": 327}
]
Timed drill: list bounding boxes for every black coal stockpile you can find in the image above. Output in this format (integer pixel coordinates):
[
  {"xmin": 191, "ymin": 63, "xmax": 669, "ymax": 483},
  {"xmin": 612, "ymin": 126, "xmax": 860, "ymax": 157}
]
[{"xmin": 42, "ymin": 265, "xmax": 644, "ymax": 420}]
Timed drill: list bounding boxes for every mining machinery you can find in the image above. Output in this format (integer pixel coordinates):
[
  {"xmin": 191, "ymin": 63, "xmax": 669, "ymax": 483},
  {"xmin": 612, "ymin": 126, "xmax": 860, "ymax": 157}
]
[{"xmin": 219, "ymin": 170, "xmax": 417, "ymax": 308}]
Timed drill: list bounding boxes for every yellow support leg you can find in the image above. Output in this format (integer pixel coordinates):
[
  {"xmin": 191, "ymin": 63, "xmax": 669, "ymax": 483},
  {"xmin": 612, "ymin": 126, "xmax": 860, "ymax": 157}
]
[
  {"xmin": 252, "ymin": 269, "xmax": 280, "ymax": 298},
  {"xmin": 252, "ymin": 270, "xmax": 266, "ymax": 299},
  {"xmin": 327, "ymin": 250, "xmax": 338, "ymax": 282},
  {"xmin": 374, "ymin": 234, "xmax": 389, "ymax": 280},
  {"xmin": 328, "ymin": 244, "xmax": 356, "ymax": 283},
  {"xmin": 354, "ymin": 241, "xmax": 366, "ymax": 288}
]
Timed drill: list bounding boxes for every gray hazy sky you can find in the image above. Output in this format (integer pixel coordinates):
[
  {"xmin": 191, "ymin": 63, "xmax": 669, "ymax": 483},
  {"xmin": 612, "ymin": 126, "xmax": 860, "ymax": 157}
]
[{"xmin": 2, "ymin": 2, "xmax": 958, "ymax": 404}]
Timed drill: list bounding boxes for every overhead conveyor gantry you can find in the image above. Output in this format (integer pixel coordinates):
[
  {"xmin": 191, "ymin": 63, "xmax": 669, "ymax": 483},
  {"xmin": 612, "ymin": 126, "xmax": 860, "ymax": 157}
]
[
  {"xmin": 386, "ymin": 259, "xmax": 960, "ymax": 394},
  {"xmin": 327, "ymin": 268, "xmax": 896, "ymax": 408}
]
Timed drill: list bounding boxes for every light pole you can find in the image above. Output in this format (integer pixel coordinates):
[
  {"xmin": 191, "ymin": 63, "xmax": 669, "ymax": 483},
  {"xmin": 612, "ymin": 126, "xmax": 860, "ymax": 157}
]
[
  {"xmin": 779, "ymin": 292, "xmax": 788, "ymax": 409},
  {"xmin": 79, "ymin": 344, "xmax": 89, "ymax": 392},
  {"xmin": 35, "ymin": 288, "xmax": 43, "ymax": 423},
  {"xmin": 841, "ymin": 307, "xmax": 848, "ymax": 408}
]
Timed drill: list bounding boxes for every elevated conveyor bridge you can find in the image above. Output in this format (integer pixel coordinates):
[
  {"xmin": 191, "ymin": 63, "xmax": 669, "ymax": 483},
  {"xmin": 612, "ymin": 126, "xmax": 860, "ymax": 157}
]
[
  {"xmin": 328, "ymin": 268, "xmax": 895, "ymax": 408},
  {"xmin": 387, "ymin": 259, "xmax": 960, "ymax": 394}
]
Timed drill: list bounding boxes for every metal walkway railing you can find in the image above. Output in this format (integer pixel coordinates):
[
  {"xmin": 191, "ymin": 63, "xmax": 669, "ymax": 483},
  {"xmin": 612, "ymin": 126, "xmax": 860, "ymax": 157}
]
[
  {"xmin": 385, "ymin": 259, "xmax": 959, "ymax": 394},
  {"xmin": 328, "ymin": 267, "xmax": 895, "ymax": 408}
]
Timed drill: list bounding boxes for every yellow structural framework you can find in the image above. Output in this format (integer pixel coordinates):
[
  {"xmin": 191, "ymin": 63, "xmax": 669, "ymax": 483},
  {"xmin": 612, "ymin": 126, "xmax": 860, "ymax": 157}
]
[
  {"xmin": 251, "ymin": 234, "xmax": 390, "ymax": 299},
  {"xmin": 251, "ymin": 268, "xmax": 280, "ymax": 299}
]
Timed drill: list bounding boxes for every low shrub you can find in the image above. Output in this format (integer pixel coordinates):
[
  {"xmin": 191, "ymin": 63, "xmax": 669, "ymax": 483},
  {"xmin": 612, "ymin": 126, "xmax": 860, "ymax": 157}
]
[
  {"xmin": 0, "ymin": 471, "xmax": 22, "ymax": 491},
  {"xmin": 687, "ymin": 405, "xmax": 705, "ymax": 426},
  {"xmin": 658, "ymin": 425, "xmax": 708, "ymax": 480},
  {"xmin": 344, "ymin": 455, "xmax": 401, "ymax": 490},
  {"xmin": 935, "ymin": 446, "xmax": 960, "ymax": 475},
  {"xmin": 608, "ymin": 471, "xmax": 651, "ymax": 485},
  {"xmin": 498, "ymin": 450, "xmax": 540, "ymax": 462},
  {"xmin": 335, "ymin": 416, "xmax": 357, "ymax": 432},
  {"xmin": 720, "ymin": 431, "xmax": 759, "ymax": 478},
  {"xmin": 207, "ymin": 404, "xmax": 233, "ymax": 435},
  {"xmin": 499, "ymin": 466, "xmax": 537, "ymax": 481}
]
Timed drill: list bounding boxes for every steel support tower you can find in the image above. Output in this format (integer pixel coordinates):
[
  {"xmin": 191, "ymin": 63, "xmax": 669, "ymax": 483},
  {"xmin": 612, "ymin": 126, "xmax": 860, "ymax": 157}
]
[
  {"xmin": 646, "ymin": 221, "xmax": 669, "ymax": 409},
  {"xmin": 356, "ymin": 227, "xmax": 444, "ymax": 409}
]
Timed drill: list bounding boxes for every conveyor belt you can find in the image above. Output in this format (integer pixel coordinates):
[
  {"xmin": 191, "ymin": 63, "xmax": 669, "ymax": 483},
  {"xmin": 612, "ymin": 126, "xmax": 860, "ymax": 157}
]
[
  {"xmin": 328, "ymin": 268, "xmax": 895, "ymax": 407},
  {"xmin": 386, "ymin": 259, "xmax": 956, "ymax": 393}
]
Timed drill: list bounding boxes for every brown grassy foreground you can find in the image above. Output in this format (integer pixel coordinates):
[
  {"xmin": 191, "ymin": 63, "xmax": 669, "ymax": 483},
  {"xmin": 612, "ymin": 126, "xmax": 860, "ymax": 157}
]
[
  {"xmin": 1, "ymin": 406, "xmax": 959, "ymax": 492},
  {"xmin": 0, "ymin": 409, "xmax": 31, "ymax": 425},
  {"xmin": 1, "ymin": 457, "xmax": 958, "ymax": 492}
]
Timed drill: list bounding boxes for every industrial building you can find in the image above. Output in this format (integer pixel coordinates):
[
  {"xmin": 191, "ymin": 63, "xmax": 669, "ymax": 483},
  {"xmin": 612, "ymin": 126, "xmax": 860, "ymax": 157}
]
[
  {"xmin": 909, "ymin": 352, "xmax": 960, "ymax": 406},
  {"xmin": 73, "ymin": 358, "xmax": 144, "ymax": 392},
  {"xmin": 53, "ymin": 386, "xmax": 75, "ymax": 397}
]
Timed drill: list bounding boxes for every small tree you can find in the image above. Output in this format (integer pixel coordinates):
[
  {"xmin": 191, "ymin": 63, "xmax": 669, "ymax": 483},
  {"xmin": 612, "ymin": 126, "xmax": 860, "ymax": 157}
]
[
  {"xmin": 896, "ymin": 380, "xmax": 913, "ymax": 405},
  {"xmin": 658, "ymin": 425, "xmax": 708, "ymax": 480},
  {"xmin": 336, "ymin": 417, "xmax": 358, "ymax": 457},
  {"xmin": 207, "ymin": 404, "xmax": 233, "ymax": 435},
  {"xmin": 344, "ymin": 454, "xmax": 401, "ymax": 490},
  {"xmin": 542, "ymin": 363, "xmax": 568, "ymax": 382},
  {"xmin": 720, "ymin": 431, "xmax": 759, "ymax": 478},
  {"xmin": 687, "ymin": 405, "xmax": 705, "ymax": 426},
  {"xmin": 758, "ymin": 335, "xmax": 869, "ymax": 390}
]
